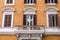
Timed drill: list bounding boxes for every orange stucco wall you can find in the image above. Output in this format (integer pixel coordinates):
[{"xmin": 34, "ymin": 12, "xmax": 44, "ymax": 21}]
[
  {"xmin": 43, "ymin": 35, "xmax": 60, "ymax": 40},
  {"xmin": 0, "ymin": 0, "xmax": 60, "ymax": 40},
  {"xmin": 0, "ymin": 0, "xmax": 60, "ymax": 27},
  {"xmin": 0, "ymin": 34, "xmax": 17, "ymax": 40}
]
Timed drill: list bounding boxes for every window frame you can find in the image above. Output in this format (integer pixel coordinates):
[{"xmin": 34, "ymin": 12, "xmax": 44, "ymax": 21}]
[
  {"xmin": 4, "ymin": 0, "xmax": 15, "ymax": 6},
  {"xmin": 2, "ymin": 8, "xmax": 15, "ymax": 27},
  {"xmin": 24, "ymin": 0, "xmax": 36, "ymax": 5},
  {"xmin": 23, "ymin": 7, "xmax": 36, "ymax": 26},
  {"xmin": 46, "ymin": 8, "xmax": 58, "ymax": 27},
  {"xmin": 46, "ymin": 12, "xmax": 58, "ymax": 27}
]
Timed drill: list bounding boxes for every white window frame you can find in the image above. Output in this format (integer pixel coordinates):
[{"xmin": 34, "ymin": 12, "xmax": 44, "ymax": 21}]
[
  {"xmin": 46, "ymin": 8, "xmax": 58, "ymax": 27},
  {"xmin": 46, "ymin": 12, "xmax": 57, "ymax": 27},
  {"xmin": 4, "ymin": 0, "xmax": 15, "ymax": 6},
  {"xmin": 2, "ymin": 8, "xmax": 15, "ymax": 27}
]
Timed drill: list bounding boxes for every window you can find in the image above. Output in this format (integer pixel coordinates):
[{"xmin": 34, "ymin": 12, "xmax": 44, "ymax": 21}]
[
  {"xmin": 24, "ymin": 0, "xmax": 36, "ymax": 4},
  {"xmin": 23, "ymin": 8, "xmax": 36, "ymax": 26},
  {"xmin": 46, "ymin": 7, "xmax": 58, "ymax": 27},
  {"xmin": 48, "ymin": 14, "xmax": 58, "ymax": 27},
  {"xmin": 23, "ymin": 15, "xmax": 36, "ymax": 26},
  {"xmin": 45, "ymin": 0, "xmax": 57, "ymax": 4},
  {"xmin": 7, "ymin": 0, "xmax": 13, "ymax": 4},
  {"xmin": 2, "ymin": 8, "xmax": 15, "ymax": 27},
  {"xmin": 4, "ymin": 15, "xmax": 12, "ymax": 27},
  {"xmin": 5, "ymin": 0, "xmax": 14, "ymax": 5}
]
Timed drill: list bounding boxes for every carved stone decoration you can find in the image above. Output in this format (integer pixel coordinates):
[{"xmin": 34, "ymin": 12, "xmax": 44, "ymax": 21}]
[{"xmin": 17, "ymin": 34, "xmax": 43, "ymax": 40}]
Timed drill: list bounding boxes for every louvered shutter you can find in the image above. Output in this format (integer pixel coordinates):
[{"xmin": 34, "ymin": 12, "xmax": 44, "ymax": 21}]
[
  {"xmin": 49, "ymin": 15, "xmax": 53, "ymax": 27},
  {"xmin": 55, "ymin": 0, "xmax": 58, "ymax": 3},
  {"xmin": 45, "ymin": 0, "xmax": 47, "ymax": 3},
  {"xmin": 34, "ymin": 15, "xmax": 36, "ymax": 25},
  {"xmin": 56, "ymin": 14, "xmax": 58, "ymax": 26},
  {"xmin": 23, "ymin": 15, "xmax": 26, "ymax": 25},
  {"xmin": 34, "ymin": 0, "xmax": 36, "ymax": 4},
  {"xmin": 24, "ymin": 0, "xmax": 26, "ymax": 4}
]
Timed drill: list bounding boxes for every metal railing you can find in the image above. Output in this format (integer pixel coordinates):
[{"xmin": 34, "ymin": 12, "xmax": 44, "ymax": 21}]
[{"xmin": 16, "ymin": 25, "xmax": 44, "ymax": 30}]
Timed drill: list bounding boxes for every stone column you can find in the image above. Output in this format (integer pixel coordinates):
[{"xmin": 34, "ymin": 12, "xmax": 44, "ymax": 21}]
[
  {"xmin": 16, "ymin": 34, "xmax": 19, "ymax": 40},
  {"xmin": 40, "ymin": 34, "xmax": 43, "ymax": 40}
]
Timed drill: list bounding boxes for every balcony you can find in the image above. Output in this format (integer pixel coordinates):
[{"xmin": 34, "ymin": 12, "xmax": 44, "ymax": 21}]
[
  {"xmin": 0, "ymin": 26, "xmax": 44, "ymax": 34},
  {"xmin": 44, "ymin": 27, "xmax": 60, "ymax": 35},
  {"xmin": 0, "ymin": 26, "xmax": 60, "ymax": 35},
  {"xmin": 15, "ymin": 25, "xmax": 44, "ymax": 34},
  {"xmin": 0, "ymin": 27, "xmax": 17, "ymax": 34}
]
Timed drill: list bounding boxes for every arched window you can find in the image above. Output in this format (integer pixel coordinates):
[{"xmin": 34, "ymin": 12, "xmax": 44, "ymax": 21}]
[
  {"xmin": 23, "ymin": 7, "xmax": 36, "ymax": 26},
  {"xmin": 2, "ymin": 8, "xmax": 15, "ymax": 27},
  {"xmin": 46, "ymin": 7, "xmax": 58, "ymax": 27}
]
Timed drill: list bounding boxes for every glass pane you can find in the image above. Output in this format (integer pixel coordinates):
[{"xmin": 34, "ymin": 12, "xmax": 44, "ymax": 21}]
[
  {"xmin": 26, "ymin": 15, "xmax": 34, "ymax": 26},
  {"xmin": 49, "ymin": 14, "xmax": 58, "ymax": 27},
  {"xmin": 10, "ymin": 0, "xmax": 13, "ymax": 3},
  {"xmin": 7, "ymin": 0, "xmax": 10, "ymax": 4},
  {"xmin": 4, "ymin": 15, "xmax": 11, "ymax": 27}
]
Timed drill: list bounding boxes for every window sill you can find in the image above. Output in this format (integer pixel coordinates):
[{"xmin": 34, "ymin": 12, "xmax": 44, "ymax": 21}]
[
  {"xmin": 4, "ymin": 4, "xmax": 14, "ymax": 6},
  {"xmin": 45, "ymin": 3, "xmax": 57, "ymax": 5},
  {"xmin": 24, "ymin": 4, "xmax": 35, "ymax": 5}
]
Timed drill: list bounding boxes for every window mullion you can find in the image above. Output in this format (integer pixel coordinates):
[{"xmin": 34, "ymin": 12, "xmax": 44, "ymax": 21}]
[
  {"xmin": 53, "ymin": 0, "xmax": 55, "ymax": 3},
  {"xmin": 54, "ymin": 15, "xmax": 56, "ymax": 27},
  {"xmin": 32, "ymin": 0, "xmax": 34, "ymax": 4},
  {"xmin": 9, "ymin": 0, "xmax": 10, "ymax": 4},
  {"xmin": 26, "ymin": 0, "xmax": 28, "ymax": 4},
  {"xmin": 30, "ymin": 0, "xmax": 31, "ymax": 4},
  {"xmin": 7, "ymin": 15, "xmax": 9, "ymax": 26},
  {"xmin": 29, "ymin": 16, "xmax": 31, "ymax": 26},
  {"xmin": 51, "ymin": 15, "xmax": 53, "ymax": 27},
  {"xmin": 50, "ymin": 0, "xmax": 52, "ymax": 3},
  {"xmin": 32, "ymin": 15, "xmax": 34, "ymax": 25}
]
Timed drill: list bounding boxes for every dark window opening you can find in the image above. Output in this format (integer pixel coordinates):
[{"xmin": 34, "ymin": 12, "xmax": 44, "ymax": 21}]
[
  {"xmin": 48, "ymin": 14, "xmax": 58, "ymax": 27},
  {"xmin": 4, "ymin": 15, "xmax": 12, "ymax": 27},
  {"xmin": 45, "ymin": 0, "xmax": 57, "ymax": 4},
  {"xmin": 7, "ymin": 0, "xmax": 13, "ymax": 4},
  {"xmin": 23, "ymin": 15, "xmax": 36, "ymax": 26},
  {"xmin": 24, "ymin": 0, "xmax": 36, "ymax": 4}
]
